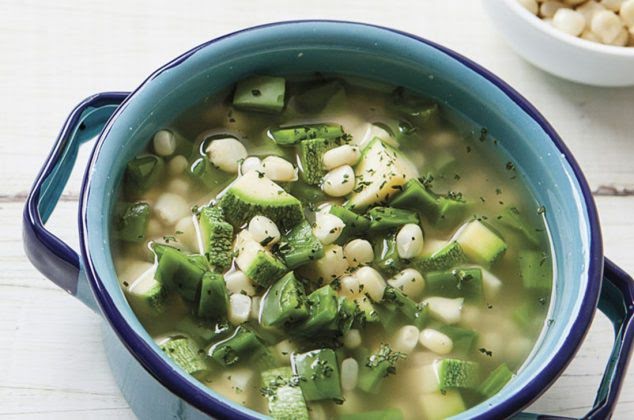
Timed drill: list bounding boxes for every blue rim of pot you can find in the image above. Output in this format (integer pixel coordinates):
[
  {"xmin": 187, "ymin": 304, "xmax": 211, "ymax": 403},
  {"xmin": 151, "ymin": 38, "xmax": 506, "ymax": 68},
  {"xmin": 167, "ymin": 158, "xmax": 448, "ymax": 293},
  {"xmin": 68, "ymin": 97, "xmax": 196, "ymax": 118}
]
[{"xmin": 78, "ymin": 20, "xmax": 603, "ymax": 419}]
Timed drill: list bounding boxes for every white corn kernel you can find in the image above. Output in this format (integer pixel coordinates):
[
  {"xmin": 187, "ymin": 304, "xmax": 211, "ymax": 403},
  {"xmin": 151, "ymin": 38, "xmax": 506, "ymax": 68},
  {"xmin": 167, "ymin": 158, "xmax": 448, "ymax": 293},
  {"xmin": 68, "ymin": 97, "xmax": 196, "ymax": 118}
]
[
  {"xmin": 309, "ymin": 244, "xmax": 349, "ymax": 283},
  {"xmin": 609, "ymin": 26, "xmax": 629, "ymax": 44},
  {"xmin": 224, "ymin": 270, "xmax": 256, "ymax": 296},
  {"xmin": 482, "ymin": 268, "xmax": 503, "ymax": 301},
  {"xmin": 240, "ymin": 156, "xmax": 262, "ymax": 175},
  {"xmin": 396, "ymin": 224, "xmax": 424, "ymax": 259},
  {"xmin": 228, "ymin": 294, "xmax": 251, "ymax": 325},
  {"xmin": 168, "ymin": 155, "xmax": 188, "ymax": 176},
  {"xmin": 577, "ymin": 1, "xmax": 606, "ymax": 24},
  {"xmin": 419, "ymin": 328, "xmax": 454, "ymax": 355},
  {"xmin": 422, "ymin": 297, "xmax": 464, "ymax": 325},
  {"xmin": 322, "ymin": 165, "xmax": 355, "ymax": 197},
  {"xmin": 340, "ymin": 275, "xmax": 363, "ymax": 298},
  {"xmin": 343, "ymin": 239, "xmax": 374, "ymax": 267},
  {"xmin": 343, "ymin": 329, "xmax": 362, "ymax": 349},
  {"xmin": 153, "ymin": 129, "xmax": 176, "ymax": 156},
  {"xmin": 313, "ymin": 213, "xmax": 345, "ymax": 245},
  {"xmin": 518, "ymin": 0, "xmax": 539, "ymax": 14},
  {"xmin": 175, "ymin": 216, "xmax": 200, "ymax": 252},
  {"xmin": 248, "ymin": 215, "xmax": 281, "ymax": 247},
  {"xmin": 388, "ymin": 268, "xmax": 425, "ymax": 299},
  {"xmin": 322, "ymin": 145, "xmax": 361, "ymax": 170},
  {"xmin": 601, "ymin": 0, "xmax": 623, "ymax": 11},
  {"xmin": 260, "ymin": 156, "xmax": 297, "ymax": 182},
  {"xmin": 205, "ymin": 137, "xmax": 247, "ymax": 173},
  {"xmin": 539, "ymin": 1, "xmax": 565, "ymax": 18},
  {"xmin": 154, "ymin": 192, "xmax": 190, "ymax": 226},
  {"xmin": 392, "ymin": 325, "xmax": 420, "ymax": 354},
  {"xmin": 341, "ymin": 358, "xmax": 359, "ymax": 391},
  {"xmin": 553, "ymin": 8, "xmax": 586, "ymax": 36},
  {"xmin": 356, "ymin": 266, "xmax": 386, "ymax": 302},
  {"xmin": 564, "ymin": 0, "xmax": 586, "ymax": 5},
  {"xmin": 591, "ymin": 10, "xmax": 624, "ymax": 42},
  {"xmin": 166, "ymin": 178, "xmax": 190, "ymax": 196},
  {"xmin": 621, "ymin": 0, "xmax": 634, "ymax": 26}
]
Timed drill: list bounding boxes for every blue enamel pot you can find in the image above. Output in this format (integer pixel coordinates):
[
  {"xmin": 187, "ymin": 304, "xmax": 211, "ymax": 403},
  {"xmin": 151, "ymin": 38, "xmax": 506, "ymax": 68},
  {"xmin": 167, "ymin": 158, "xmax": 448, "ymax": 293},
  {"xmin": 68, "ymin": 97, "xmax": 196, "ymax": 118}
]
[{"xmin": 23, "ymin": 21, "xmax": 634, "ymax": 419}]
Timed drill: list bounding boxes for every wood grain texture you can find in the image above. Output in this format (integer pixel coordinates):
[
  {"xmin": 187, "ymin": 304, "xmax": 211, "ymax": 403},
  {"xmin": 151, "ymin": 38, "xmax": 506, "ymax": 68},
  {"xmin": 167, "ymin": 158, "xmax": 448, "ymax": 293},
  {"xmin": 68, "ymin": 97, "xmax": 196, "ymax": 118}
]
[{"xmin": 1, "ymin": 0, "xmax": 632, "ymax": 419}]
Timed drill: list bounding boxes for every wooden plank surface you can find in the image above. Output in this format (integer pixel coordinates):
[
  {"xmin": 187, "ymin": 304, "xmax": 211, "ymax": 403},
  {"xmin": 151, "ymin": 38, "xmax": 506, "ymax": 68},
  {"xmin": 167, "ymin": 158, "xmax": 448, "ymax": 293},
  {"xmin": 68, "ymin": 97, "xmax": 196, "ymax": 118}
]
[{"xmin": 1, "ymin": 0, "xmax": 632, "ymax": 419}]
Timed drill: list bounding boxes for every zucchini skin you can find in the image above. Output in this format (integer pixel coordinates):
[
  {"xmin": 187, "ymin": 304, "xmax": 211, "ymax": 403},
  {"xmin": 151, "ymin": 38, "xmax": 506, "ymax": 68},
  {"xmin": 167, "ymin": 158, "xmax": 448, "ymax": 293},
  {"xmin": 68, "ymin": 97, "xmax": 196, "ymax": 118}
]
[
  {"xmin": 277, "ymin": 221, "xmax": 324, "ymax": 269},
  {"xmin": 260, "ymin": 272, "xmax": 309, "ymax": 328},
  {"xmin": 292, "ymin": 349, "xmax": 342, "ymax": 401},
  {"xmin": 261, "ymin": 367, "xmax": 309, "ymax": 420},
  {"xmin": 197, "ymin": 271, "xmax": 229, "ymax": 320},
  {"xmin": 198, "ymin": 206, "xmax": 234, "ymax": 271},
  {"xmin": 112, "ymin": 201, "xmax": 150, "ymax": 243}
]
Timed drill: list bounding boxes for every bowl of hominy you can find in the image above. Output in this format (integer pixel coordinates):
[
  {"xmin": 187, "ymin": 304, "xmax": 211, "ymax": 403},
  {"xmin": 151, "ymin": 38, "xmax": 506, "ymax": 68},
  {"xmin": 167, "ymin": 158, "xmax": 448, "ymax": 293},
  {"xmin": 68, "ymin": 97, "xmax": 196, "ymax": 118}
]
[{"xmin": 483, "ymin": 0, "xmax": 634, "ymax": 86}]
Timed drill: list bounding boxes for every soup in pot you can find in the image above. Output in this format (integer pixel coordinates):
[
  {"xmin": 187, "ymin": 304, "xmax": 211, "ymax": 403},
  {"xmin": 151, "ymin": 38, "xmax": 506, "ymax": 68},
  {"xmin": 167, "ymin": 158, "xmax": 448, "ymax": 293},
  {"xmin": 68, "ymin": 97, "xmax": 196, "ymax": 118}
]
[{"xmin": 111, "ymin": 74, "xmax": 553, "ymax": 420}]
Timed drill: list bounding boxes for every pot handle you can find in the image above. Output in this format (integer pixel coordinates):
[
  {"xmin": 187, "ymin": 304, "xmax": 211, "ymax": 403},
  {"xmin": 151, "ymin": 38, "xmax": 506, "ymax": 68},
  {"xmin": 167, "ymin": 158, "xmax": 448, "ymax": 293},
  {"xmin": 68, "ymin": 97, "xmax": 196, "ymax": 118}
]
[
  {"xmin": 519, "ymin": 258, "xmax": 634, "ymax": 420},
  {"xmin": 584, "ymin": 258, "xmax": 634, "ymax": 419},
  {"xmin": 22, "ymin": 92, "xmax": 129, "ymax": 310}
]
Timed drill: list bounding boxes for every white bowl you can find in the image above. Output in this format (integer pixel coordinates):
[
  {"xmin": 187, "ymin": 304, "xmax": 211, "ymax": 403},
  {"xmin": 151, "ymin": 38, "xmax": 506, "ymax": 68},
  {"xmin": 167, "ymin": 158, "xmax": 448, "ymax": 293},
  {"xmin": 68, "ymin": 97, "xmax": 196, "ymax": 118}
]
[{"xmin": 483, "ymin": 0, "xmax": 634, "ymax": 86}]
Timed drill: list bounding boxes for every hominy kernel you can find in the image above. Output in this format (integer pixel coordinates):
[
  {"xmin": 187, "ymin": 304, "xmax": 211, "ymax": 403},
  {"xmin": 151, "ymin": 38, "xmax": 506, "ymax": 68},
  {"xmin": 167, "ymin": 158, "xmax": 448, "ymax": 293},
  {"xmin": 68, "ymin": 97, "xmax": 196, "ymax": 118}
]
[
  {"xmin": 591, "ymin": 10, "xmax": 624, "ymax": 42},
  {"xmin": 260, "ymin": 156, "xmax": 297, "ymax": 182},
  {"xmin": 205, "ymin": 137, "xmax": 247, "ymax": 173},
  {"xmin": 153, "ymin": 129, "xmax": 176, "ymax": 156},
  {"xmin": 419, "ymin": 329, "xmax": 454, "ymax": 355},
  {"xmin": 621, "ymin": 0, "xmax": 634, "ymax": 25},
  {"xmin": 343, "ymin": 239, "xmax": 374, "ymax": 267},
  {"xmin": 553, "ymin": 8, "xmax": 586, "ymax": 35},
  {"xmin": 322, "ymin": 165, "xmax": 355, "ymax": 197}
]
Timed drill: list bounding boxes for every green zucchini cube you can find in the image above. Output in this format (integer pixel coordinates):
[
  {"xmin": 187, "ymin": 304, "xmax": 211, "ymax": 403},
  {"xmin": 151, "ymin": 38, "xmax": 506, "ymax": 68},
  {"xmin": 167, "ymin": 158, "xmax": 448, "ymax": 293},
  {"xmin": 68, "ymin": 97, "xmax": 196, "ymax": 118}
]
[
  {"xmin": 292, "ymin": 349, "xmax": 342, "ymax": 402},
  {"xmin": 112, "ymin": 201, "xmax": 150, "ymax": 243},
  {"xmin": 260, "ymin": 272, "xmax": 309, "ymax": 328},
  {"xmin": 261, "ymin": 367, "xmax": 309, "ymax": 420},
  {"xmin": 435, "ymin": 358, "xmax": 480, "ymax": 391}
]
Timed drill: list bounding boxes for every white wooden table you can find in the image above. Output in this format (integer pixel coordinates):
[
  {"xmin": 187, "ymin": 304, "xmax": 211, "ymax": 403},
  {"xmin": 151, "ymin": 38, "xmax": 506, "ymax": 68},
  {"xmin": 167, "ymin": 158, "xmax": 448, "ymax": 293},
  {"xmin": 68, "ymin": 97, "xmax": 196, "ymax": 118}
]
[{"xmin": 1, "ymin": 1, "xmax": 632, "ymax": 418}]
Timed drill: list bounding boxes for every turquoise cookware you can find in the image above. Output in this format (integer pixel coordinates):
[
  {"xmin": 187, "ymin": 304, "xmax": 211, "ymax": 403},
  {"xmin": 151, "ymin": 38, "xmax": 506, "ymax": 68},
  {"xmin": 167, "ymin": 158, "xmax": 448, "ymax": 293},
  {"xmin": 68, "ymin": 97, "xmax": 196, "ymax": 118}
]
[{"xmin": 24, "ymin": 21, "xmax": 633, "ymax": 419}]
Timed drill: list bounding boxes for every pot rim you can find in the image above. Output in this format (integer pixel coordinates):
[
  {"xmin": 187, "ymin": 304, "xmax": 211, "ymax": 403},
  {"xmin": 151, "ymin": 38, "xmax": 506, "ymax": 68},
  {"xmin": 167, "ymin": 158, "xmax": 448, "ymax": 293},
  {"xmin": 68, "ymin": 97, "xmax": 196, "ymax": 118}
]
[{"xmin": 78, "ymin": 20, "xmax": 603, "ymax": 419}]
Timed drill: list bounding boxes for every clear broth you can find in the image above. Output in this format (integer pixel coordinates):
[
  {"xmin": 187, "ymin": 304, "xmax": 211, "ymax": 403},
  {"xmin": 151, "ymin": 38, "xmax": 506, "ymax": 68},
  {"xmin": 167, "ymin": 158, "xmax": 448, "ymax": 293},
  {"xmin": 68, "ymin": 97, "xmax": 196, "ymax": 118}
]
[{"xmin": 112, "ymin": 75, "xmax": 553, "ymax": 419}]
